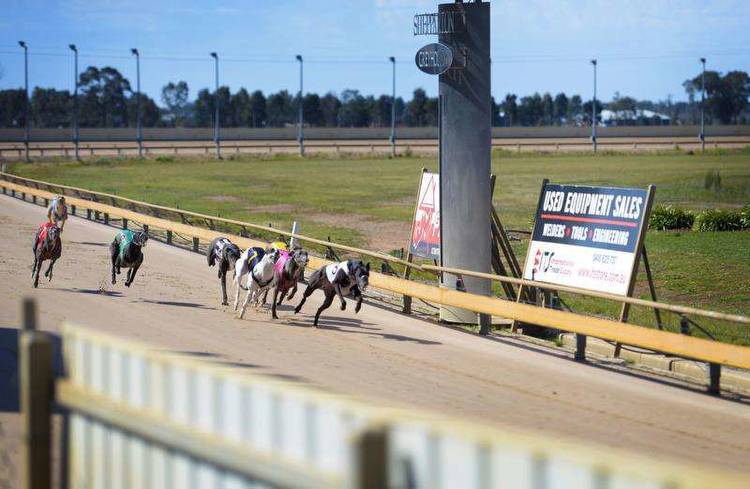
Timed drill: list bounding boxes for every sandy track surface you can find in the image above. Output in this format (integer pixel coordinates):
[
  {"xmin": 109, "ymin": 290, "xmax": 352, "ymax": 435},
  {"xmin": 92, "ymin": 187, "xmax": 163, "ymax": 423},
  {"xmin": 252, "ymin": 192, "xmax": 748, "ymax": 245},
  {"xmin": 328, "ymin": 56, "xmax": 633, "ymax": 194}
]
[{"xmin": 1, "ymin": 193, "xmax": 750, "ymax": 482}]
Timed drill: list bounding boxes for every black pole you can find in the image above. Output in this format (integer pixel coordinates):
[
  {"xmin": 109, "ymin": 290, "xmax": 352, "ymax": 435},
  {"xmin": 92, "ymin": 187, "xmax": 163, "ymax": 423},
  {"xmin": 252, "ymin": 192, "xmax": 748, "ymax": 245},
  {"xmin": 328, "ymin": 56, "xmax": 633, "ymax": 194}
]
[
  {"xmin": 19, "ymin": 41, "xmax": 30, "ymax": 161},
  {"xmin": 296, "ymin": 55, "xmax": 304, "ymax": 156},
  {"xmin": 591, "ymin": 59, "xmax": 597, "ymax": 153},
  {"xmin": 389, "ymin": 56, "xmax": 396, "ymax": 157},
  {"xmin": 69, "ymin": 44, "xmax": 79, "ymax": 161},
  {"xmin": 131, "ymin": 48, "xmax": 142, "ymax": 158},
  {"xmin": 699, "ymin": 57, "xmax": 706, "ymax": 153},
  {"xmin": 210, "ymin": 52, "xmax": 220, "ymax": 159}
]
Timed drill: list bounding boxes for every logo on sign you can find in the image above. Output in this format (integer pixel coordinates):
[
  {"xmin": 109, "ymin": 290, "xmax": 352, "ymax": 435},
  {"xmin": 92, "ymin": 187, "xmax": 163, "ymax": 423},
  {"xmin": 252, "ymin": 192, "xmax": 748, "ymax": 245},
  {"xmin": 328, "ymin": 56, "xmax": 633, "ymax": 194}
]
[{"xmin": 415, "ymin": 43, "xmax": 453, "ymax": 75}]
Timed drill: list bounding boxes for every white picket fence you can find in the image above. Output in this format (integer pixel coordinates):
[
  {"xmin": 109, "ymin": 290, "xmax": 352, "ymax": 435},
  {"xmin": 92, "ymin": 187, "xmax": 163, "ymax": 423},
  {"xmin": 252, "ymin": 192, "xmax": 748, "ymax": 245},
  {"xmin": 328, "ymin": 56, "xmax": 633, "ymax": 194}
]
[{"xmin": 56, "ymin": 324, "xmax": 748, "ymax": 489}]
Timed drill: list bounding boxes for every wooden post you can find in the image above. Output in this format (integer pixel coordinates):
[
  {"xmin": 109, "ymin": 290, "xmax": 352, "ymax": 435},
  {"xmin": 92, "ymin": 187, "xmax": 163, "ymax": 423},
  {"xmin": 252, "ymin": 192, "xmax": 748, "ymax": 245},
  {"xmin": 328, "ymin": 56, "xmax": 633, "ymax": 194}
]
[
  {"xmin": 86, "ymin": 208, "xmax": 92, "ymax": 220},
  {"xmin": 575, "ymin": 333, "xmax": 587, "ymax": 362},
  {"xmin": 104, "ymin": 212, "xmax": 109, "ymax": 225},
  {"xmin": 193, "ymin": 237, "xmax": 199, "ymax": 252},
  {"xmin": 166, "ymin": 230, "xmax": 173, "ymax": 245},
  {"xmin": 615, "ymin": 185, "xmax": 656, "ymax": 357},
  {"xmin": 71, "ymin": 205, "xmax": 76, "ymax": 216},
  {"xmin": 511, "ymin": 178, "xmax": 549, "ymax": 333},
  {"xmin": 122, "ymin": 218, "xmax": 128, "ymax": 230},
  {"xmin": 20, "ymin": 298, "xmax": 53, "ymax": 489},
  {"xmin": 351, "ymin": 427, "xmax": 388, "ymax": 489},
  {"xmin": 641, "ymin": 246, "xmax": 663, "ymax": 329},
  {"xmin": 143, "ymin": 224, "xmax": 149, "ymax": 234},
  {"xmin": 402, "ymin": 168, "xmax": 427, "ymax": 314}
]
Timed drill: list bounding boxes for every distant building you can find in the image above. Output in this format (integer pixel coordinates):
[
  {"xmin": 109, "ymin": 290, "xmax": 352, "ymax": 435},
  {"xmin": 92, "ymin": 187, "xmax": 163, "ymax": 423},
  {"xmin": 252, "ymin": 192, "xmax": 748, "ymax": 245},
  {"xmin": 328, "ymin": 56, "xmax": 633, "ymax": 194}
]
[{"xmin": 600, "ymin": 109, "xmax": 670, "ymax": 126}]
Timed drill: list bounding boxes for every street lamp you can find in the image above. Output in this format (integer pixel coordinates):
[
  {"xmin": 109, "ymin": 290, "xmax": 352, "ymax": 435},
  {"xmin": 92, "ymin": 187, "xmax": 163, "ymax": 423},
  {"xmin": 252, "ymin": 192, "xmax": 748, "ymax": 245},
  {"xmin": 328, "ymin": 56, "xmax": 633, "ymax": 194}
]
[
  {"xmin": 69, "ymin": 44, "xmax": 79, "ymax": 160},
  {"xmin": 591, "ymin": 58, "xmax": 597, "ymax": 153},
  {"xmin": 700, "ymin": 57, "xmax": 706, "ymax": 153},
  {"xmin": 210, "ymin": 52, "xmax": 220, "ymax": 159},
  {"xmin": 131, "ymin": 48, "xmax": 142, "ymax": 158},
  {"xmin": 389, "ymin": 56, "xmax": 396, "ymax": 157},
  {"xmin": 296, "ymin": 54, "xmax": 304, "ymax": 156},
  {"xmin": 19, "ymin": 41, "xmax": 29, "ymax": 161}
]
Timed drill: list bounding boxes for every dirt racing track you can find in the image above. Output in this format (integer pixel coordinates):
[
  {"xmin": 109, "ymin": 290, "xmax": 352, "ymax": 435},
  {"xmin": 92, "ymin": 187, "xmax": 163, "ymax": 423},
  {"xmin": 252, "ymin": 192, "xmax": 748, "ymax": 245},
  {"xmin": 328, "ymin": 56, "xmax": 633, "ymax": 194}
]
[{"xmin": 2, "ymin": 193, "xmax": 750, "ymax": 479}]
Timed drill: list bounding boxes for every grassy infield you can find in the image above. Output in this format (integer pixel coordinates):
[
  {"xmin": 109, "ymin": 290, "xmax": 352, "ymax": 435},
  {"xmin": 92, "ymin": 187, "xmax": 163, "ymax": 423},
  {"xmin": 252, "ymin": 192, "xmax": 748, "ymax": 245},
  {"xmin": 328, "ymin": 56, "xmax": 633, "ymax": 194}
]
[{"xmin": 9, "ymin": 148, "xmax": 750, "ymax": 344}]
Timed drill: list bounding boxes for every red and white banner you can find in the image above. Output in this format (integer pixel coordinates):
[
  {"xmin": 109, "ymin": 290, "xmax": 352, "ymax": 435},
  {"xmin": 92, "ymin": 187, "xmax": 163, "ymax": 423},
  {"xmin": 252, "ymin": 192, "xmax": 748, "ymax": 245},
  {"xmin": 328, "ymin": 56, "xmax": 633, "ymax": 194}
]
[{"xmin": 410, "ymin": 172, "xmax": 441, "ymax": 260}]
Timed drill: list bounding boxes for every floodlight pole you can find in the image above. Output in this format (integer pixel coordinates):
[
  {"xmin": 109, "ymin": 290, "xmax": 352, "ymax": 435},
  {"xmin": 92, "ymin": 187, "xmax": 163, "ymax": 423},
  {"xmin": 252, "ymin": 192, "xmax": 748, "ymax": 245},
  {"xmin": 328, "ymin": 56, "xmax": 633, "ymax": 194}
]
[
  {"xmin": 296, "ymin": 55, "xmax": 304, "ymax": 156},
  {"xmin": 210, "ymin": 52, "xmax": 221, "ymax": 159},
  {"xmin": 131, "ymin": 48, "xmax": 142, "ymax": 158},
  {"xmin": 19, "ymin": 41, "xmax": 29, "ymax": 161},
  {"xmin": 591, "ymin": 59, "xmax": 597, "ymax": 153},
  {"xmin": 69, "ymin": 44, "xmax": 79, "ymax": 161},
  {"xmin": 389, "ymin": 56, "xmax": 396, "ymax": 157},
  {"xmin": 699, "ymin": 57, "xmax": 706, "ymax": 153}
]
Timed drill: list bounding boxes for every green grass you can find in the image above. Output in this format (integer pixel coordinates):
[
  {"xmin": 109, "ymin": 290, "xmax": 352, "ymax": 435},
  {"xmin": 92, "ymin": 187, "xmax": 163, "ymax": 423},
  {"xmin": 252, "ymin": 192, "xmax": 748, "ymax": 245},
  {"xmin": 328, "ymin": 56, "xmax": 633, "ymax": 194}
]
[{"xmin": 9, "ymin": 149, "xmax": 750, "ymax": 343}]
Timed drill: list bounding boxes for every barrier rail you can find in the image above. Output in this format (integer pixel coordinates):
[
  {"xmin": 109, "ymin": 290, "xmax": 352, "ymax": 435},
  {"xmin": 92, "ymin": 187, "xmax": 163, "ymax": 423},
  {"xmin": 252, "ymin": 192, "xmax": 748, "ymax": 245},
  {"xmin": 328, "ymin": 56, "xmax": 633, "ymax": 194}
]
[
  {"xmin": 1, "ymin": 136, "xmax": 748, "ymax": 158},
  {"xmin": 2, "ymin": 175, "xmax": 750, "ymax": 375},
  {"xmin": 19, "ymin": 318, "xmax": 750, "ymax": 488}
]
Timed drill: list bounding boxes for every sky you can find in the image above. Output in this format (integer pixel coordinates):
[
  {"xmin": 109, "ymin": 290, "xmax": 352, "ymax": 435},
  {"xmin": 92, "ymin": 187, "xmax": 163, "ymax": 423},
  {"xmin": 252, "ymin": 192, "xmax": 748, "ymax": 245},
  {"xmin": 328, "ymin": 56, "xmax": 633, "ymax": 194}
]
[{"xmin": 1, "ymin": 0, "xmax": 749, "ymax": 105}]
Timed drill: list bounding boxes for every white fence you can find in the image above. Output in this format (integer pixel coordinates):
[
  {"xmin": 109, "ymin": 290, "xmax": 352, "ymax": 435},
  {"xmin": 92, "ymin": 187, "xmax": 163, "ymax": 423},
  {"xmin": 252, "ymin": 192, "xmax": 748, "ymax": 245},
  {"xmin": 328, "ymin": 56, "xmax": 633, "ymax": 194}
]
[{"xmin": 34, "ymin": 323, "xmax": 745, "ymax": 489}]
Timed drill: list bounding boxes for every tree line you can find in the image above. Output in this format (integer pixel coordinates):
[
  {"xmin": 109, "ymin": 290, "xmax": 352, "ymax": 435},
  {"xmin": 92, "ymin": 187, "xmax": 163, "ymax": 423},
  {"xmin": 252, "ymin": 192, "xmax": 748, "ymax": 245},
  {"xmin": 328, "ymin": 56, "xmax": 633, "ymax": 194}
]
[{"xmin": 0, "ymin": 65, "xmax": 747, "ymax": 129}]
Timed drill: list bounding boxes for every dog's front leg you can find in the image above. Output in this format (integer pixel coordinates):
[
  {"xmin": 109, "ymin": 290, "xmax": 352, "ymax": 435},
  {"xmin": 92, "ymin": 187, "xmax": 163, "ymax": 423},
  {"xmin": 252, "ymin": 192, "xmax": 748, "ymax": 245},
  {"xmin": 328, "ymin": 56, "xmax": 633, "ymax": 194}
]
[{"xmin": 334, "ymin": 283, "xmax": 347, "ymax": 311}]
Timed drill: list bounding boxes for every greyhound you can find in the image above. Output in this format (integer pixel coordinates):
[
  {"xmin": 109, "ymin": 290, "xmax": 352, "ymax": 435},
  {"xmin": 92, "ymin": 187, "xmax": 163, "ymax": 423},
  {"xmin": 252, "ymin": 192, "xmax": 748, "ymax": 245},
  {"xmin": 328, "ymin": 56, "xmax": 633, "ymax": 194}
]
[
  {"xmin": 233, "ymin": 246, "xmax": 266, "ymax": 311},
  {"xmin": 294, "ymin": 260, "xmax": 370, "ymax": 327},
  {"xmin": 237, "ymin": 249, "xmax": 279, "ymax": 319},
  {"xmin": 110, "ymin": 230, "xmax": 148, "ymax": 287},
  {"xmin": 207, "ymin": 237, "xmax": 242, "ymax": 306},
  {"xmin": 269, "ymin": 248, "xmax": 309, "ymax": 319},
  {"xmin": 31, "ymin": 222, "xmax": 62, "ymax": 288}
]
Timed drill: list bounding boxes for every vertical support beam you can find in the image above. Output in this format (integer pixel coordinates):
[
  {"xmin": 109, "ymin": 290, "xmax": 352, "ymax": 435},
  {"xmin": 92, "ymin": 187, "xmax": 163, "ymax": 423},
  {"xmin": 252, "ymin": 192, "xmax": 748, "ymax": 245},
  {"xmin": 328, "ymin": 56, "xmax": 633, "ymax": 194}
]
[
  {"xmin": 192, "ymin": 237, "xmax": 199, "ymax": 252},
  {"xmin": 575, "ymin": 334, "xmax": 587, "ymax": 362},
  {"xmin": 167, "ymin": 230, "xmax": 173, "ymax": 245},
  {"xmin": 708, "ymin": 363, "xmax": 721, "ymax": 395},
  {"xmin": 122, "ymin": 218, "xmax": 128, "ymax": 230},
  {"xmin": 351, "ymin": 427, "xmax": 388, "ymax": 489},
  {"xmin": 438, "ymin": 1, "xmax": 492, "ymax": 327},
  {"xmin": 143, "ymin": 224, "xmax": 149, "ymax": 234},
  {"xmin": 20, "ymin": 298, "xmax": 53, "ymax": 489},
  {"xmin": 103, "ymin": 212, "xmax": 109, "ymax": 225},
  {"xmin": 641, "ymin": 246, "xmax": 663, "ymax": 329},
  {"xmin": 71, "ymin": 204, "xmax": 76, "ymax": 216},
  {"xmin": 86, "ymin": 208, "xmax": 92, "ymax": 220}
]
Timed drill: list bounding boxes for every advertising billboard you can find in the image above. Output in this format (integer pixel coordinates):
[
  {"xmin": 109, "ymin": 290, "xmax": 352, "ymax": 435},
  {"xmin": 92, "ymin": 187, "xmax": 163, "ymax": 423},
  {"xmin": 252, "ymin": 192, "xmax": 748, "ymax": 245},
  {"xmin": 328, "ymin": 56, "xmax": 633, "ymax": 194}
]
[
  {"xmin": 409, "ymin": 172, "xmax": 441, "ymax": 260},
  {"xmin": 523, "ymin": 183, "xmax": 652, "ymax": 296}
]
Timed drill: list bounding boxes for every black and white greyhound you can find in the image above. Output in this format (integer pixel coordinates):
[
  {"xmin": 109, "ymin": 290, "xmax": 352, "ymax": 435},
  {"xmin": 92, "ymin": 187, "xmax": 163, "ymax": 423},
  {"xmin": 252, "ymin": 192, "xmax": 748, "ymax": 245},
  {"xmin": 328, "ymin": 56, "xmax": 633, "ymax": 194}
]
[
  {"xmin": 31, "ymin": 223, "xmax": 62, "ymax": 288},
  {"xmin": 294, "ymin": 260, "xmax": 370, "ymax": 326},
  {"xmin": 110, "ymin": 230, "xmax": 148, "ymax": 287},
  {"xmin": 207, "ymin": 237, "xmax": 242, "ymax": 306}
]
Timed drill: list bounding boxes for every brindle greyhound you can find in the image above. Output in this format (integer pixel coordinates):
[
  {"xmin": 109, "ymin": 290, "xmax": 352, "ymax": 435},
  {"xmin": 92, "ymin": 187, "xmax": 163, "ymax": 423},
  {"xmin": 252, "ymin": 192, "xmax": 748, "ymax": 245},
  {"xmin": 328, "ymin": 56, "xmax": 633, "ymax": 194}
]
[
  {"xmin": 110, "ymin": 230, "xmax": 148, "ymax": 287},
  {"xmin": 270, "ymin": 248, "xmax": 309, "ymax": 319},
  {"xmin": 31, "ymin": 223, "xmax": 62, "ymax": 288},
  {"xmin": 294, "ymin": 260, "xmax": 369, "ymax": 327},
  {"xmin": 207, "ymin": 237, "xmax": 242, "ymax": 306}
]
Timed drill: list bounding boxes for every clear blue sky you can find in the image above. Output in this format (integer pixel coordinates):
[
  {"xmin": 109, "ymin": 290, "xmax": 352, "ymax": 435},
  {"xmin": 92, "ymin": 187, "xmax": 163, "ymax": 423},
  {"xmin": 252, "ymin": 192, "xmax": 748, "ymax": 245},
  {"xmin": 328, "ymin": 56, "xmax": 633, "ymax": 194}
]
[{"xmin": 1, "ymin": 0, "xmax": 749, "ymax": 105}]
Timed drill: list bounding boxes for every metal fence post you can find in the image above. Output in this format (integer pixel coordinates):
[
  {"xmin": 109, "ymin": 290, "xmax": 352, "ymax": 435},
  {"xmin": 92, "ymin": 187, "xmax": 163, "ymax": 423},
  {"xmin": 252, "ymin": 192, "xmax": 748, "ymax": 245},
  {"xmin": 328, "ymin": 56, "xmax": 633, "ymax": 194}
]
[
  {"xmin": 193, "ymin": 237, "xmax": 199, "ymax": 252},
  {"xmin": 104, "ymin": 213, "xmax": 109, "ymax": 225},
  {"xmin": 71, "ymin": 205, "xmax": 76, "ymax": 216},
  {"xmin": 20, "ymin": 298, "xmax": 53, "ymax": 489},
  {"xmin": 708, "ymin": 364, "xmax": 721, "ymax": 395},
  {"xmin": 575, "ymin": 334, "xmax": 587, "ymax": 362},
  {"xmin": 166, "ymin": 230, "xmax": 173, "ymax": 245},
  {"xmin": 86, "ymin": 209, "xmax": 92, "ymax": 220},
  {"xmin": 122, "ymin": 218, "xmax": 128, "ymax": 230}
]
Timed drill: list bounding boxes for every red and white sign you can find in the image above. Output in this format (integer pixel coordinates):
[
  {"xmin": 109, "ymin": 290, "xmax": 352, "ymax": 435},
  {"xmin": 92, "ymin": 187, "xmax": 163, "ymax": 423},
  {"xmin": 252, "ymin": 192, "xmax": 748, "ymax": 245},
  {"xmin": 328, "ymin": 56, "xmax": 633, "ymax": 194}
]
[{"xmin": 410, "ymin": 172, "xmax": 441, "ymax": 260}]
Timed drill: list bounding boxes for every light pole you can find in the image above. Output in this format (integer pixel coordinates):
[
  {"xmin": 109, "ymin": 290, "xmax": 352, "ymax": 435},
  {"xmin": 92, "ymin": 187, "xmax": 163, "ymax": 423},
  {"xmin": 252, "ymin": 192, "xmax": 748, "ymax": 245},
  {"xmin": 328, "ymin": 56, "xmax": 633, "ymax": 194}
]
[
  {"xmin": 131, "ymin": 48, "xmax": 142, "ymax": 158},
  {"xmin": 210, "ymin": 52, "xmax": 221, "ymax": 159},
  {"xmin": 591, "ymin": 58, "xmax": 597, "ymax": 153},
  {"xmin": 699, "ymin": 57, "xmax": 706, "ymax": 153},
  {"xmin": 69, "ymin": 44, "xmax": 79, "ymax": 160},
  {"xmin": 296, "ymin": 54, "xmax": 304, "ymax": 156},
  {"xmin": 389, "ymin": 56, "xmax": 396, "ymax": 157},
  {"xmin": 19, "ymin": 41, "xmax": 29, "ymax": 161}
]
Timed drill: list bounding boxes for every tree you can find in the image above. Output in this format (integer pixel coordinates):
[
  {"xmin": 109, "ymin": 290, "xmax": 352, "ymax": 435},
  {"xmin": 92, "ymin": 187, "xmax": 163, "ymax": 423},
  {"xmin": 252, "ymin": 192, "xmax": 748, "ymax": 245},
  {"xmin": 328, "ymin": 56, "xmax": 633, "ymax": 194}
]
[
  {"xmin": 553, "ymin": 93, "xmax": 568, "ymax": 125},
  {"xmin": 266, "ymin": 90, "xmax": 294, "ymax": 127},
  {"xmin": 582, "ymin": 99, "xmax": 604, "ymax": 125},
  {"xmin": 405, "ymin": 88, "xmax": 429, "ymax": 126},
  {"xmin": 231, "ymin": 88, "xmax": 252, "ymax": 127},
  {"xmin": 338, "ymin": 89, "xmax": 371, "ymax": 127},
  {"xmin": 501, "ymin": 94, "xmax": 518, "ymax": 126},
  {"xmin": 320, "ymin": 92, "xmax": 341, "ymax": 127},
  {"xmin": 0, "ymin": 89, "xmax": 26, "ymax": 128},
  {"xmin": 303, "ymin": 93, "xmax": 324, "ymax": 126},
  {"xmin": 568, "ymin": 94, "xmax": 583, "ymax": 123},
  {"xmin": 542, "ymin": 93, "xmax": 554, "ymax": 125},
  {"xmin": 194, "ymin": 88, "xmax": 213, "ymax": 127},
  {"xmin": 684, "ymin": 70, "xmax": 750, "ymax": 124},
  {"xmin": 77, "ymin": 66, "xmax": 132, "ymax": 127},
  {"xmin": 127, "ymin": 93, "xmax": 161, "ymax": 127},
  {"xmin": 250, "ymin": 90, "xmax": 267, "ymax": 127},
  {"xmin": 518, "ymin": 93, "xmax": 543, "ymax": 126},
  {"xmin": 31, "ymin": 88, "xmax": 71, "ymax": 128},
  {"xmin": 161, "ymin": 81, "xmax": 189, "ymax": 126},
  {"xmin": 372, "ymin": 95, "xmax": 392, "ymax": 127}
]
